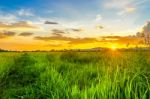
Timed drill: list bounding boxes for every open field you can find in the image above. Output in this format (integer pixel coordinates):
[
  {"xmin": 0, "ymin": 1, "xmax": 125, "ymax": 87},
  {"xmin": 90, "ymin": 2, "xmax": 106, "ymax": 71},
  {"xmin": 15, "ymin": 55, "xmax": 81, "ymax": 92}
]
[{"xmin": 0, "ymin": 51, "xmax": 150, "ymax": 99}]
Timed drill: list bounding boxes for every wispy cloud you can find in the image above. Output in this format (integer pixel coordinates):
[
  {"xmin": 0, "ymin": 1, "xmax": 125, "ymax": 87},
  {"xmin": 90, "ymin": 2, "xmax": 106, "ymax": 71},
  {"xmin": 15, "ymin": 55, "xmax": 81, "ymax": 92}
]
[
  {"xmin": 34, "ymin": 34, "xmax": 99, "ymax": 45},
  {"xmin": 34, "ymin": 35, "xmax": 73, "ymax": 41},
  {"xmin": 45, "ymin": 43, "xmax": 62, "ymax": 47},
  {"xmin": 118, "ymin": 7, "xmax": 137, "ymax": 15},
  {"xmin": 0, "ymin": 21, "xmax": 38, "ymax": 29},
  {"xmin": 19, "ymin": 32, "xmax": 34, "ymax": 36},
  {"xmin": 95, "ymin": 14, "xmax": 102, "ymax": 22},
  {"xmin": 51, "ymin": 29, "xmax": 67, "ymax": 36},
  {"xmin": 70, "ymin": 28, "xmax": 84, "ymax": 32},
  {"xmin": 103, "ymin": 0, "xmax": 148, "ymax": 15},
  {"xmin": 68, "ymin": 38, "xmax": 98, "ymax": 44},
  {"xmin": 17, "ymin": 9, "xmax": 34, "ymax": 16},
  {"xmin": 96, "ymin": 25, "xmax": 104, "ymax": 30},
  {"xmin": 101, "ymin": 35, "xmax": 143, "ymax": 45},
  {"xmin": 44, "ymin": 21, "xmax": 59, "ymax": 25},
  {"xmin": 0, "ymin": 31, "xmax": 16, "ymax": 38},
  {"xmin": 0, "ymin": 14, "xmax": 17, "ymax": 23},
  {"xmin": 3, "ymin": 31, "xmax": 16, "ymax": 36},
  {"xmin": 103, "ymin": 0, "xmax": 130, "ymax": 9},
  {"xmin": 51, "ymin": 29, "xmax": 66, "ymax": 34}
]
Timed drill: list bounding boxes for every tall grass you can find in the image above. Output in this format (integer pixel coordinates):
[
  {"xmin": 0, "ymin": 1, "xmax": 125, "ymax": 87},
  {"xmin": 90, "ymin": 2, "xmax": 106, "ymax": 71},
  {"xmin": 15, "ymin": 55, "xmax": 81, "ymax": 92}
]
[{"xmin": 0, "ymin": 51, "xmax": 149, "ymax": 99}]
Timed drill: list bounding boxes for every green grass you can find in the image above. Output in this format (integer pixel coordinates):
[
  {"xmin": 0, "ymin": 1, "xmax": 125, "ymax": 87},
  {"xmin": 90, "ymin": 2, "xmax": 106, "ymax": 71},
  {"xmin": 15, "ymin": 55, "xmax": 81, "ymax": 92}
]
[{"xmin": 0, "ymin": 51, "xmax": 150, "ymax": 99}]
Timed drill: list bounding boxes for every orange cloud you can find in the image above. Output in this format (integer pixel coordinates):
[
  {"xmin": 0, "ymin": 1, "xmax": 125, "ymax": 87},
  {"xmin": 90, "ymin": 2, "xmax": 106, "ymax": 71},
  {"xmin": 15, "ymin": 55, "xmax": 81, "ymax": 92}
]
[
  {"xmin": 100, "ymin": 36, "xmax": 143, "ymax": 47},
  {"xmin": 34, "ymin": 34, "xmax": 98, "ymax": 44},
  {"xmin": 19, "ymin": 32, "xmax": 34, "ymax": 36},
  {"xmin": 51, "ymin": 29, "xmax": 66, "ymax": 34},
  {"xmin": 34, "ymin": 35, "xmax": 73, "ymax": 41},
  {"xmin": 0, "ymin": 21, "xmax": 38, "ymax": 29},
  {"xmin": 68, "ymin": 38, "xmax": 98, "ymax": 44},
  {"xmin": 0, "ymin": 31, "xmax": 16, "ymax": 38}
]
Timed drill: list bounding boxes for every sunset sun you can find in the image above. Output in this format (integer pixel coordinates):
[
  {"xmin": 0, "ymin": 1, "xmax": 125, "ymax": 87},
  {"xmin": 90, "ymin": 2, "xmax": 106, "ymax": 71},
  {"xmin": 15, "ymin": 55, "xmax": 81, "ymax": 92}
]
[{"xmin": 111, "ymin": 45, "xmax": 118, "ymax": 51}]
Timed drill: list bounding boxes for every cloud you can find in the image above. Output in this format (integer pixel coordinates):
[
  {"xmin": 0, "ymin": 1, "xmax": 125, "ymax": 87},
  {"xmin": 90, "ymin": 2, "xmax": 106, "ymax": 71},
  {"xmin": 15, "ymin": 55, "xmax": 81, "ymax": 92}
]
[
  {"xmin": 3, "ymin": 31, "xmax": 16, "ymax": 36},
  {"xmin": 118, "ymin": 7, "xmax": 136, "ymax": 15},
  {"xmin": 116, "ymin": 36, "xmax": 142, "ymax": 44},
  {"xmin": 52, "ymin": 29, "xmax": 65, "ymax": 34},
  {"xmin": 44, "ymin": 21, "xmax": 59, "ymax": 25},
  {"xmin": 44, "ymin": 44, "xmax": 62, "ymax": 47},
  {"xmin": 103, "ymin": 0, "xmax": 130, "ymax": 9},
  {"xmin": 34, "ymin": 35, "xmax": 73, "ymax": 41},
  {"xmin": 19, "ymin": 32, "xmax": 34, "ymax": 36},
  {"xmin": 101, "ymin": 36, "xmax": 142, "ymax": 45},
  {"xmin": 125, "ymin": 7, "xmax": 136, "ymax": 13},
  {"xmin": 96, "ymin": 14, "xmax": 102, "ymax": 21},
  {"xmin": 45, "ymin": 10, "xmax": 54, "ymax": 14},
  {"xmin": 0, "ymin": 14, "xmax": 17, "ymax": 23},
  {"xmin": 0, "ymin": 21, "xmax": 38, "ymax": 29},
  {"xmin": 34, "ymin": 34, "xmax": 98, "ymax": 44},
  {"xmin": 103, "ymin": 0, "xmax": 143, "ymax": 9},
  {"xmin": 71, "ymin": 28, "xmax": 83, "ymax": 32},
  {"xmin": 17, "ymin": 9, "xmax": 34, "ymax": 16},
  {"xmin": 0, "ymin": 31, "xmax": 16, "ymax": 38},
  {"xmin": 103, "ymin": 0, "xmax": 141, "ymax": 15},
  {"xmin": 51, "ymin": 33, "xmax": 63, "ymax": 36},
  {"xmin": 34, "ymin": 35, "xmax": 140, "ymax": 45},
  {"xmin": 68, "ymin": 38, "xmax": 98, "ymax": 44},
  {"xmin": 51, "ymin": 29, "xmax": 67, "ymax": 36},
  {"xmin": 96, "ymin": 25, "xmax": 104, "ymax": 30},
  {"xmin": 12, "ymin": 21, "xmax": 37, "ymax": 28},
  {"xmin": 0, "ymin": 34, "xmax": 6, "ymax": 39},
  {"xmin": 102, "ymin": 36, "xmax": 123, "ymax": 39}
]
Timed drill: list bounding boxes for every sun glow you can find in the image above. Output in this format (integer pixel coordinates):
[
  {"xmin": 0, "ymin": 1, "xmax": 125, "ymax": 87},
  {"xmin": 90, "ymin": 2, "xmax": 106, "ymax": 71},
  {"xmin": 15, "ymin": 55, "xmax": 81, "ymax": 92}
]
[{"xmin": 111, "ymin": 45, "xmax": 117, "ymax": 51}]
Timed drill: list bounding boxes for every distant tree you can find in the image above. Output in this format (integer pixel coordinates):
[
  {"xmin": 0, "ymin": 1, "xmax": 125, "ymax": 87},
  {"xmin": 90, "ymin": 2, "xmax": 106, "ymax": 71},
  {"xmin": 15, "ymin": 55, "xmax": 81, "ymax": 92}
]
[
  {"xmin": 142, "ymin": 22, "xmax": 150, "ymax": 47},
  {"xmin": 136, "ymin": 32, "xmax": 144, "ymax": 37},
  {"xmin": 0, "ymin": 48, "xmax": 4, "ymax": 52},
  {"xmin": 136, "ymin": 22, "xmax": 150, "ymax": 47},
  {"xmin": 0, "ymin": 48, "xmax": 8, "ymax": 52}
]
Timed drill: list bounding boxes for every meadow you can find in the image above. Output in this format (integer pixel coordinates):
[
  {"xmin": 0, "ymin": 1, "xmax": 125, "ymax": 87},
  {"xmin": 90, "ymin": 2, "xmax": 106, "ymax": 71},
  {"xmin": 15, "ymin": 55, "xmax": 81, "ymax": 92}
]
[{"xmin": 0, "ymin": 51, "xmax": 149, "ymax": 99}]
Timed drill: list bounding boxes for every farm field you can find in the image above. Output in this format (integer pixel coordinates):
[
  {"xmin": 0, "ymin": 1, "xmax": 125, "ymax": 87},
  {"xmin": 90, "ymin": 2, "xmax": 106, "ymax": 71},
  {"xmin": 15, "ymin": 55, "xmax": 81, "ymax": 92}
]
[{"xmin": 0, "ymin": 51, "xmax": 150, "ymax": 99}]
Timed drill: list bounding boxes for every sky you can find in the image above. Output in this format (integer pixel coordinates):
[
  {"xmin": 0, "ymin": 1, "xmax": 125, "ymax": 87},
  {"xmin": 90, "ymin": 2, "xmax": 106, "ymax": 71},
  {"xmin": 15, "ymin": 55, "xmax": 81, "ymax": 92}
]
[{"xmin": 0, "ymin": 0, "xmax": 150, "ymax": 51}]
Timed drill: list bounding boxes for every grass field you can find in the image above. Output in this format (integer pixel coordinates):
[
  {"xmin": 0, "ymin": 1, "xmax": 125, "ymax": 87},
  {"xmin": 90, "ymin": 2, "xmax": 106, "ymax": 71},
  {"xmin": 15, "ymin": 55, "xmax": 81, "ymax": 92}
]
[{"xmin": 0, "ymin": 51, "xmax": 150, "ymax": 99}]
